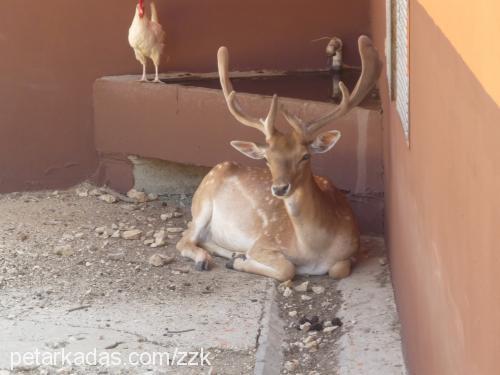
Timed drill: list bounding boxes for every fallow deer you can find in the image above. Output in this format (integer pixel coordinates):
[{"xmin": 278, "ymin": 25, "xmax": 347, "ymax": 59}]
[{"xmin": 176, "ymin": 36, "xmax": 381, "ymax": 281}]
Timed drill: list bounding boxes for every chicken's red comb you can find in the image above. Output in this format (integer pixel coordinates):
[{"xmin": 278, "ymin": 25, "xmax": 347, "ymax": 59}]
[{"xmin": 138, "ymin": 0, "xmax": 145, "ymax": 17}]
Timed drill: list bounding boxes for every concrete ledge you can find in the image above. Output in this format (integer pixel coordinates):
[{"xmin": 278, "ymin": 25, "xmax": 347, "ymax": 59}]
[
  {"xmin": 93, "ymin": 76, "xmax": 384, "ymax": 233},
  {"xmin": 254, "ymin": 287, "xmax": 285, "ymax": 375}
]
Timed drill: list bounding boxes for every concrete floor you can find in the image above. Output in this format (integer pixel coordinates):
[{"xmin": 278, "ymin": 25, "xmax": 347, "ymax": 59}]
[
  {"xmin": 0, "ymin": 186, "xmax": 405, "ymax": 375},
  {"xmin": 335, "ymin": 237, "xmax": 407, "ymax": 375},
  {"xmin": 0, "ymin": 284, "xmax": 267, "ymax": 374}
]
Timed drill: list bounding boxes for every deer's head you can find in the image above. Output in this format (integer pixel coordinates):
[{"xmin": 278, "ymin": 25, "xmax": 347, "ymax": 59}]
[{"xmin": 217, "ymin": 36, "xmax": 381, "ymax": 198}]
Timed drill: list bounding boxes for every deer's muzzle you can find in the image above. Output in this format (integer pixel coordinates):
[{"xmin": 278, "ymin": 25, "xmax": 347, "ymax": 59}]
[{"xmin": 272, "ymin": 184, "xmax": 291, "ymax": 198}]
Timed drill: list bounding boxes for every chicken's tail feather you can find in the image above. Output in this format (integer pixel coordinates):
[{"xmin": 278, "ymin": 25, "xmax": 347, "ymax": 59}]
[{"xmin": 151, "ymin": 2, "xmax": 160, "ymax": 24}]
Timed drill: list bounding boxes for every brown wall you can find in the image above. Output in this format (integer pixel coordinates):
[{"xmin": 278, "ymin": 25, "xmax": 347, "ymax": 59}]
[
  {"xmin": 371, "ymin": 1, "xmax": 500, "ymax": 374},
  {"xmin": 0, "ymin": 0, "xmax": 371, "ymax": 193}
]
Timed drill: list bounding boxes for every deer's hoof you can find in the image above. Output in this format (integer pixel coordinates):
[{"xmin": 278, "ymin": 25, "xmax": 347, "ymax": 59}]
[
  {"xmin": 195, "ymin": 260, "xmax": 210, "ymax": 271},
  {"xmin": 226, "ymin": 254, "xmax": 246, "ymax": 270}
]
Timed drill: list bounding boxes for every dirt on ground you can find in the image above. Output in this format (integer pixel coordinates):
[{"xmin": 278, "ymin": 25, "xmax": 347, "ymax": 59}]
[
  {"xmin": 0, "ymin": 183, "xmax": 265, "ymax": 375},
  {"xmin": 276, "ymin": 276, "xmax": 343, "ymax": 375},
  {"xmin": 0, "ymin": 183, "xmax": 354, "ymax": 375}
]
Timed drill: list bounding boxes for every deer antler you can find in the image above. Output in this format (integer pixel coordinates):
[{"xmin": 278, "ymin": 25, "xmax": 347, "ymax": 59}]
[
  {"xmin": 217, "ymin": 47, "xmax": 278, "ymax": 140},
  {"xmin": 282, "ymin": 35, "xmax": 382, "ymax": 139}
]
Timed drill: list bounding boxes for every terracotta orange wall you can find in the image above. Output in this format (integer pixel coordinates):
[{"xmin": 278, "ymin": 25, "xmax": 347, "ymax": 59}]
[
  {"xmin": 418, "ymin": 0, "xmax": 500, "ymax": 105},
  {"xmin": 370, "ymin": 1, "xmax": 500, "ymax": 374},
  {"xmin": 0, "ymin": 0, "xmax": 371, "ymax": 193}
]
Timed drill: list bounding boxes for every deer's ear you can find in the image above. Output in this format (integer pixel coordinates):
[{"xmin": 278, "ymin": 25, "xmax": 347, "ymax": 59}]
[
  {"xmin": 230, "ymin": 141, "xmax": 266, "ymax": 160},
  {"xmin": 310, "ymin": 130, "xmax": 341, "ymax": 154}
]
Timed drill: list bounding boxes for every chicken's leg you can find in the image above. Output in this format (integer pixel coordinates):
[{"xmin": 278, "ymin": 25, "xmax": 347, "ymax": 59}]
[
  {"xmin": 153, "ymin": 63, "xmax": 161, "ymax": 83},
  {"xmin": 141, "ymin": 63, "xmax": 148, "ymax": 82},
  {"xmin": 151, "ymin": 51, "xmax": 162, "ymax": 83},
  {"xmin": 134, "ymin": 50, "xmax": 149, "ymax": 82}
]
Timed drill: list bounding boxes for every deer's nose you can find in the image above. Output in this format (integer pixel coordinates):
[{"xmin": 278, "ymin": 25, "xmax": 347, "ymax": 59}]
[{"xmin": 272, "ymin": 184, "xmax": 291, "ymax": 197}]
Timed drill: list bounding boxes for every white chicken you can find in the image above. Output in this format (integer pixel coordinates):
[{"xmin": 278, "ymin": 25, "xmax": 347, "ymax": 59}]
[{"xmin": 128, "ymin": 0, "xmax": 166, "ymax": 83}]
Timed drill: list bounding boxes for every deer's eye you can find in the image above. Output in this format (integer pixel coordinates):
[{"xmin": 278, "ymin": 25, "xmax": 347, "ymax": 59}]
[{"xmin": 301, "ymin": 154, "xmax": 311, "ymax": 162}]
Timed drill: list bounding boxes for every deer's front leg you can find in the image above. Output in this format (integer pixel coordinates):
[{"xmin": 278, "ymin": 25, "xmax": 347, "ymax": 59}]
[
  {"xmin": 226, "ymin": 246, "xmax": 295, "ymax": 282},
  {"xmin": 176, "ymin": 227, "xmax": 213, "ymax": 271},
  {"xmin": 176, "ymin": 191, "xmax": 216, "ymax": 271}
]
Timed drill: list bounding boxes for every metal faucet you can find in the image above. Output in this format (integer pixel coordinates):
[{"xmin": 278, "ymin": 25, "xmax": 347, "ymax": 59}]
[
  {"xmin": 313, "ymin": 36, "xmax": 344, "ymax": 100},
  {"xmin": 326, "ymin": 37, "xmax": 343, "ymax": 100}
]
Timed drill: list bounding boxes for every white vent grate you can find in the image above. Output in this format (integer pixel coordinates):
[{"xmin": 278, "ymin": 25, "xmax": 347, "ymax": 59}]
[{"xmin": 395, "ymin": 0, "xmax": 410, "ymax": 141}]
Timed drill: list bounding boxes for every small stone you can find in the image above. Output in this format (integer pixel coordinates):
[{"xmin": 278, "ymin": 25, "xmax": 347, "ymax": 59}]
[
  {"xmin": 294, "ymin": 281, "xmax": 309, "ymax": 292},
  {"xmin": 166, "ymin": 227, "xmax": 184, "ymax": 234},
  {"xmin": 144, "ymin": 239, "xmax": 155, "ymax": 245},
  {"xmin": 46, "ymin": 339, "xmax": 69, "ymax": 350},
  {"xmin": 147, "ymin": 193, "xmax": 158, "ymax": 201},
  {"xmin": 99, "ymin": 194, "xmax": 117, "ymax": 204},
  {"xmin": 127, "ymin": 189, "xmax": 147, "ymax": 203},
  {"xmin": 56, "ymin": 367, "xmax": 72, "ymax": 375},
  {"xmin": 53, "ymin": 245, "xmax": 74, "ymax": 257},
  {"xmin": 379, "ymin": 257, "xmax": 388, "ymax": 266},
  {"xmin": 299, "ymin": 322, "xmax": 311, "ymax": 332},
  {"xmin": 284, "ymin": 360, "xmax": 299, "ymax": 372},
  {"xmin": 323, "ymin": 326, "xmax": 339, "ymax": 333},
  {"xmin": 75, "ymin": 188, "xmax": 88, "ymax": 197},
  {"xmin": 151, "ymin": 229, "xmax": 166, "ymax": 248},
  {"xmin": 121, "ymin": 229, "xmax": 142, "ymax": 240},
  {"xmin": 95, "ymin": 226, "xmax": 106, "ymax": 234},
  {"xmin": 62, "ymin": 233, "xmax": 75, "ymax": 241},
  {"xmin": 149, "ymin": 254, "xmax": 166, "ymax": 267},
  {"xmin": 107, "ymin": 252, "xmax": 125, "ymax": 261},
  {"xmin": 111, "ymin": 230, "xmax": 121, "ymax": 238},
  {"xmin": 172, "ymin": 265, "xmax": 190, "ymax": 274},
  {"xmin": 288, "ymin": 310, "xmax": 298, "ymax": 317},
  {"xmin": 89, "ymin": 188, "xmax": 101, "ymax": 196},
  {"xmin": 312, "ymin": 285, "xmax": 325, "ymax": 294},
  {"xmin": 173, "ymin": 212, "xmax": 183, "ymax": 218},
  {"xmin": 303, "ymin": 335, "xmax": 316, "ymax": 344},
  {"xmin": 304, "ymin": 340, "xmax": 318, "ymax": 350},
  {"xmin": 283, "ymin": 287, "xmax": 293, "ymax": 298},
  {"xmin": 301, "ymin": 295, "xmax": 312, "ymax": 301},
  {"xmin": 160, "ymin": 213, "xmax": 173, "ymax": 221},
  {"xmin": 74, "ymin": 232, "xmax": 84, "ymax": 239},
  {"xmin": 323, "ymin": 320, "xmax": 332, "ymax": 328}
]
